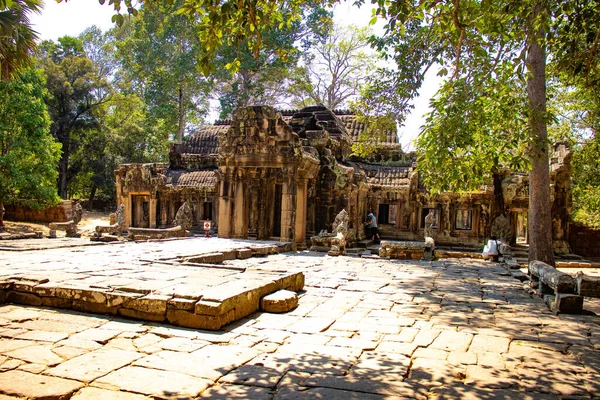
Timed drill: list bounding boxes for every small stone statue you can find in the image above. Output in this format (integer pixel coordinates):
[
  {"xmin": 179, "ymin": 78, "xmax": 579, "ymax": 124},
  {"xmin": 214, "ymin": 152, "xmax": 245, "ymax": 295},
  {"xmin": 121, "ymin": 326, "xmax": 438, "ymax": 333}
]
[
  {"xmin": 329, "ymin": 209, "xmax": 349, "ymax": 256},
  {"xmin": 424, "ymin": 211, "xmax": 435, "ymax": 238},
  {"xmin": 174, "ymin": 201, "xmax": 193, "ymax": 231}
]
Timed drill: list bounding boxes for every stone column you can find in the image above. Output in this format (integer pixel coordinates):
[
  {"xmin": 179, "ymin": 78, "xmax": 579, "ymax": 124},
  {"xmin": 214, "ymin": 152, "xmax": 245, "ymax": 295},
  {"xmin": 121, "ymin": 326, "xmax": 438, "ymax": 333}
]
[
  {"xmin": 218, "ymin": 174, "xmax": 233, "ymax": 238},
  {"xmin": 295, "ymin": 179, "xmax": 308, "ymax": 248},
  {"xmin": 124, "ymin": 194, "xmax": 132, "ymax": 228},
  {"xmin": 160, "ymin": 197, "xmax": 167, "ymax": 227},
  {"xmin": 281, "ymin": 178, "xmax": 297, "ymax": 247},
  {"xmin": 149, "ymin": 197, "xmax": 157, "ymax": 228},
  {"xmin": 232, "ymin": 178, "xmax": 248, "ymax": 238}
]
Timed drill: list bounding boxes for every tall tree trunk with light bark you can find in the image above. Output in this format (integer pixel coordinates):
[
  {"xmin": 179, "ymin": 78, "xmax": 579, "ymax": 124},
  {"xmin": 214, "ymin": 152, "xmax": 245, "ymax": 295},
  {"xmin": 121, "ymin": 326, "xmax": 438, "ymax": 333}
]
[
  {"xmin": 526, "ymin": 0, "xmax": 555, "ymax": 266},
  {"xmin": 177, "ymin": 79, "xmax": 185, "ymax": 143}
]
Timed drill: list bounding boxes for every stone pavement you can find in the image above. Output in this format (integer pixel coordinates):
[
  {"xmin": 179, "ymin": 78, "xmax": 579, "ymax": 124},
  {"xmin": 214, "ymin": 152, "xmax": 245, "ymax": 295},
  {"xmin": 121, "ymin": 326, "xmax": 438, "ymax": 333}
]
[{"xmin": 0, "ymin": 239, "xmax": 599, "ymax": 399}]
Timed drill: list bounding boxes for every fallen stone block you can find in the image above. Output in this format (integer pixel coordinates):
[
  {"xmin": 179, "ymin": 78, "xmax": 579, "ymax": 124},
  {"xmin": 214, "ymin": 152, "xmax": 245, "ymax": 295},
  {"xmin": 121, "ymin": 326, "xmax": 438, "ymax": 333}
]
[
  {"xmin": 379, "ymin": 240, "xmax": 426, "ymax": 260},
  {"xmin": 183, "ymin": 252, "xmax": 225, "ymax": 264},
  {"xmin": 236, "ymin": 248, "xmax": 253, "ymax": 259},
  {"xmin": 261, "ymin": 290, "xmax": 298, "ymax": 313},
  {"xmin": 552, "ymin": 293, "xmax": 584, "ymax": 314},
  {"xmin": 575, "ymin": 272, "xmax": 600, "ymax": 298}
]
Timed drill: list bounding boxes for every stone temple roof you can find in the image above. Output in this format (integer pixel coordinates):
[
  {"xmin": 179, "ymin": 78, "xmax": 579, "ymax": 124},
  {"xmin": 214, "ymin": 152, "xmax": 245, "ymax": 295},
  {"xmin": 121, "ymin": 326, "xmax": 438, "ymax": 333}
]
[
  {"xmin": 180, "ymin": 126, "xmax": 226, "ymax": 155},
  {"xmin": 357, "ymin": 163, "xmax": 412, "ymax": 188},
  {"xmin": 337, "ymin": 115, "xmax": 399, "ymax": 145},
  {"xmin": 180, "ymin": 107, "xmax": 401, "ymax": 158},
  {"xmin": 165, "ymin": 170, "xmax": 218, "ymax": 189}
]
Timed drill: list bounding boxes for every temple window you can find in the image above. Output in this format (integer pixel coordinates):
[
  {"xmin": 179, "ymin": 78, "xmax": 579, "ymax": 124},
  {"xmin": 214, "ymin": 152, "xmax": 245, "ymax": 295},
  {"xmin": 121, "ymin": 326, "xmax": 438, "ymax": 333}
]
[{"xmin": 455, "ymin": 209, "xmax": 473, "ymax": 230}]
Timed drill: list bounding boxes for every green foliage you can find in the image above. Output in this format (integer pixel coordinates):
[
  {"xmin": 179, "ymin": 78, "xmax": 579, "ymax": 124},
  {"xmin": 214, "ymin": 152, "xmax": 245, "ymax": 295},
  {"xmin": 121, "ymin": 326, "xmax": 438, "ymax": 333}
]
[
  {"xmin": 0, "ymin": 68, "xmax": 61, "ymax": 208},
  {"xmin": 0, "ymin": 0, "xmax": 42, "ymax": 79},
  {"xmin": 113, "ymin": 0, "xmax": 212, "ymax": 141},
  {"xmin": 416, "ymin": 69, "xmax": 530, "ymax": 194},
  {"xmin": 41, "ymin": 35, "xmax": 111, "ymax": 199}
]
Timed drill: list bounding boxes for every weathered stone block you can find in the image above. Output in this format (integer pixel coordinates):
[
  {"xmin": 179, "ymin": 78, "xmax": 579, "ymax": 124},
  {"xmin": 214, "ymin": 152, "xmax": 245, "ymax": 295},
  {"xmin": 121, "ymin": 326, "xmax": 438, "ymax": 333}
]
[
  {"xmin": 379, "ymin": 240, "xmax": 426, "ymax": 260},
  {"xmin": 73, "ymin": 300, "xmax": 119, "ymax": 315},
  {"xmin": 576, "ymin": 272, "xmax": 600, "ymax": 298},
  {"xmin": 167, "ymin": 297, "xmax": 197, "ymax": 311},
  {"xmin": 195, "ymin": 299, "xmax": 226, "ymax": 316},
  {"xmin": 54, "ymin": 286, "xmax": 107, "ymax": 304},
  {"xmin": 221, "ymin": 249, "xmax": 237, "ymax": 260},
  {"xmin": 105, "ymin": 291, "xmax": 144, "ymax": 308},
  {"xmin": 41, "ymin": 297, "xmax": 73, "ymax": 309},
  {"xmin": 236, "ymin": 248, "xmax": 253, "ymax": 259},
  {"xmin": 185, "ymin": 252, "xmax": 224, "ymax": 264},
  {"xmin": 261, "ymin": 290, "xmax": 298, "ymax": 313},
  {"xmin": 0, "ymin": 289, "xmax": 5, "ymax": 304},
  {"xmin": 119, "ymin": 307, "xmax": 166, "ymax": 322},
  {"xmin": 123, "ymin": 294, "xmax": 170, "ymax": 315},
  {"xmin": 166, "ymin": 308, "xmax": 235, "ymax": 330},
  {"xmin": 552, "ymin": 293, "xmax": 584, "ymax": 314},
  {"xmin": 277, "ymin": 272, "xmax": 305, "ymax": 292},
  {"xmin": 6, "ymin": 291, "xmax": 42, "ymax": 306}
]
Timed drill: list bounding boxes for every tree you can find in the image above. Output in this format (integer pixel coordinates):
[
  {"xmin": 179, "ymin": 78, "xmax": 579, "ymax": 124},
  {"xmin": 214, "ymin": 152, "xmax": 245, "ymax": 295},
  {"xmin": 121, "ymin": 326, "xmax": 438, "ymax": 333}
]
[
  {"xmin": 113, "ymin": 0, "xmax": 212, "ymax": 143},
  {"xmin": 0, "ymin": 0, "xmax": 42, "ymax": 79},
  {"xmin": 41, "ymin": 36, "xmax": 111, "ymax": 199},
  {"xmin": 214, "ymin": 5, "xmax": 332, "ymax": 118},
  {"xmin": 288, "ymin": 24, "xmax": 377, "ymax": 109},
  {"xmin": 0, "ymin": 68, "xmax": 61, "ymax": 228}
]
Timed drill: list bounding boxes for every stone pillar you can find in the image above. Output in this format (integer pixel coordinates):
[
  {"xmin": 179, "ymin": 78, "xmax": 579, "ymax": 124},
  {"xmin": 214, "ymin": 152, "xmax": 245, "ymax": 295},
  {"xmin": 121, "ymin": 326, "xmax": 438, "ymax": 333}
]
[
  {"xmin": 248, "ymin": 182, "xmax": 259, "ymax": 238},
  {"xmin": 281, "ymin": 178, "xmax": 297, "ymax": 246},
  {"xmin": 218, "ymin": 175, "xmax": 233, "ymax": 238},
  {"xmin": 124, "ymin": 194, "xmax": 132, "ymax": 228},
  {"xmin": 149, "ymin": 198, "xmax": 157, "ymax": 228},
  {"xmin": 295, "ymin": 179, "xmax": 308, "ymax": 248},
  {"xmin": 160, "ymin": 198, "xmax": 168, "ymax": 227},
  {"xmin": 233, "ymin": 178, "xmax": 248, "ymax": 238}
]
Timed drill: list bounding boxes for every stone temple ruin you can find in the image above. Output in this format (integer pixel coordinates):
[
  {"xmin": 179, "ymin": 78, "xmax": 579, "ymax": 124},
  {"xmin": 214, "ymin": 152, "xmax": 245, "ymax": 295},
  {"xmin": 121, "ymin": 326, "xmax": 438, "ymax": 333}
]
[{"xmin": 116, "ymin": 105, "xmax": 572, "ymax": 252}]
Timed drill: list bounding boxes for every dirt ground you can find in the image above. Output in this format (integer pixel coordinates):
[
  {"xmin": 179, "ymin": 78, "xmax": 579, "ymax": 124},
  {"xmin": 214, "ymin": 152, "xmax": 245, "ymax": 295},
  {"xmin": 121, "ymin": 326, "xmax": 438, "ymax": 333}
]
[{"xmin": 2, "ymin": 210, "xmax": 111, "ymax": 238}]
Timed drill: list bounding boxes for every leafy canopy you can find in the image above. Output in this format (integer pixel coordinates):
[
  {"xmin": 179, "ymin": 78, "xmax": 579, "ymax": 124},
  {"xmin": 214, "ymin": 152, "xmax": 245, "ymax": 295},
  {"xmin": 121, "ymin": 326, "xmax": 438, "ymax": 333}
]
[{"xmin": 0, "ymin": 68, "xmax": 61, "ymax": 208}]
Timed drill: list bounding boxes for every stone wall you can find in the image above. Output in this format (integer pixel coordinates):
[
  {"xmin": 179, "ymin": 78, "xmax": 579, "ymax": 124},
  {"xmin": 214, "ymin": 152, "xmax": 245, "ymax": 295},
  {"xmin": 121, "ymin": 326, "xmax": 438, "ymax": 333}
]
[
  {"xmin": 5, "ymin": 201, "xmax": 72, "ymax": 223},
  {"xmin": 569, "ymin": 223, "xmax": 600, "ymax": 259}
]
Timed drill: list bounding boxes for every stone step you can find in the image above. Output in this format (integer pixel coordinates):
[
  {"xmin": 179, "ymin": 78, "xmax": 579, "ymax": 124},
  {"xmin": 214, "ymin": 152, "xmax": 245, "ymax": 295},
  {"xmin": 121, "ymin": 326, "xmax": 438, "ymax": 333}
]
[{"xmin": 357, "ymin": 239, "xmax": 374, "ymax": 248}]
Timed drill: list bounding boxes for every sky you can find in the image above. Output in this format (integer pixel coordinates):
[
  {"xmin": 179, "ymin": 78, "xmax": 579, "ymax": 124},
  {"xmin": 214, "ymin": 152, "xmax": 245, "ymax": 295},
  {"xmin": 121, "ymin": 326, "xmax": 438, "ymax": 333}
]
[{"xmin": 31, "ymin": 0, "xmax": 440, "ymax": 151}]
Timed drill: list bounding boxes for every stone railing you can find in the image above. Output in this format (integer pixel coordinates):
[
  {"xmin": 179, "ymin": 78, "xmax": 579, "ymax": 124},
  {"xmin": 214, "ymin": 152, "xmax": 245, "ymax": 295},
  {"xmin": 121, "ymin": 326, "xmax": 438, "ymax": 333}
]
[{"xmin": 528, "ymin": 261, "xmax": 600, "ymax": 314}]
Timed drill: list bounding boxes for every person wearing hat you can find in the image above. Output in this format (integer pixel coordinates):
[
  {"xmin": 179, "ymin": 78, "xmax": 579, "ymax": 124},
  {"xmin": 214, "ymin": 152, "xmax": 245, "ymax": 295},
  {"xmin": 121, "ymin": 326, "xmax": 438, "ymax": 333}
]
[{"xmin": 364, "ymin": 212, "xmax": 380, "ymax": 242}]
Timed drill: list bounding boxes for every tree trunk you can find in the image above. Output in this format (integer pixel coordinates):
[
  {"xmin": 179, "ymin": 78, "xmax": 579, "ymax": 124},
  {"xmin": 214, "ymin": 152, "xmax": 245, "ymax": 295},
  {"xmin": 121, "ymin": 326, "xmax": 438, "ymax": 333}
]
[
  {"xmin": 177, "ymin": 80, "xmax": 185, "ymax": 144},
  {"xmin": 491, "ymin": 168, "xmax": 505, "ymax": 218},
  {"xmin": 526, "ymin": 0, "xmax": 555, "ymax": 266},
  {"xmin": 0, "ymin": 200, "xmax": 5, "ymax": 231},
  {"xmin": 87, "ymin": 184, "xmax": 97, "ymax": 209},
  {"xmin": 58, "ymin": 149, "xmax": 69, "ymax": 199}
]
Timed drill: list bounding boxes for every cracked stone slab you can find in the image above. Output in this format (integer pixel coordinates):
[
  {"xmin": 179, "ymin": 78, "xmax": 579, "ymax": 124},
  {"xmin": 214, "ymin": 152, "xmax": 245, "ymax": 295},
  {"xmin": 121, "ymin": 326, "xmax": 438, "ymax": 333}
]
[{"xmin": 0, "ymin": 370, "xmax": 83, "ymax": 399}]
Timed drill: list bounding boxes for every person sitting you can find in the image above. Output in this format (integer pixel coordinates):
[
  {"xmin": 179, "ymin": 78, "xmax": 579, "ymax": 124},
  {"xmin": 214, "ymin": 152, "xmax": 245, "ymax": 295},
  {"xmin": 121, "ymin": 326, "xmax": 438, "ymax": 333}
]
[{"xmin": 482, "ymin": 235, "xmax": 499, "ymax": 261}]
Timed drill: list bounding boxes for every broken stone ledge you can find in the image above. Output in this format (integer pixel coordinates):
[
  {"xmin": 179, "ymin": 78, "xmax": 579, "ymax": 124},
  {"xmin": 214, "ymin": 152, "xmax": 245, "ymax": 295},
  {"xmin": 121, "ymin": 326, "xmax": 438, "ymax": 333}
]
[
  {"xmin": 0, "ymin": 272, "xmax": 304, "ymax": 330},
  {"xmin": 0, "ymin": 242, "xmax": 300, "ymax": 330}
]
